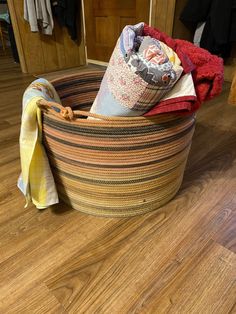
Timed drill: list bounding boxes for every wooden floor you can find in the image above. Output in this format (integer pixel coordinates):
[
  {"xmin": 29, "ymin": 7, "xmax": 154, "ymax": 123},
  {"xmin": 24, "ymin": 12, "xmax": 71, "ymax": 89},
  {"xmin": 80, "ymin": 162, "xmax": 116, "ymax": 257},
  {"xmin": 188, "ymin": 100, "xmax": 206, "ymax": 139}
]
[{"xmin": 0, "ymin": 53, "xmax": 236, "ymax": 314}]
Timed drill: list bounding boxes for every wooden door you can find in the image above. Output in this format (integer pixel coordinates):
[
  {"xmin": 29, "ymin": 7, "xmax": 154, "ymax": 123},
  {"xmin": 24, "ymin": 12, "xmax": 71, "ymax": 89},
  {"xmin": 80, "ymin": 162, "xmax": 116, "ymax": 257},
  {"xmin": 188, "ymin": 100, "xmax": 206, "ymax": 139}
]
[{"xmin": 84, "ymin": 0, "xmax": 150, "ymax": 62}]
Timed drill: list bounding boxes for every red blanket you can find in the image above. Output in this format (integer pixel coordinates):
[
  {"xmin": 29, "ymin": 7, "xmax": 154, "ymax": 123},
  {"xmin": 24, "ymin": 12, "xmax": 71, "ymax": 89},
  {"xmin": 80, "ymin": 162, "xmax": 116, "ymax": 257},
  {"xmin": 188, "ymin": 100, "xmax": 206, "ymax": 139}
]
[{"xmin": 143, "ymin": 24, "xmax": 224, "ymax": 114}]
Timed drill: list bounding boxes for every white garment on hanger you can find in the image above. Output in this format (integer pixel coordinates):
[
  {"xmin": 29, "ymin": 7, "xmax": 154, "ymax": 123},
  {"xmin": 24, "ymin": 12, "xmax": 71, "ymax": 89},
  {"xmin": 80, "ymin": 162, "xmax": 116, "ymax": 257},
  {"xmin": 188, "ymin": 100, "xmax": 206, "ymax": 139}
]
[
  {"xmin": 24, "ymin": 0, "xmax": 54, "ymax": 35},
  {"xmin": 193, "ymin": 22, "xmax": 206, "ymax": 47}
]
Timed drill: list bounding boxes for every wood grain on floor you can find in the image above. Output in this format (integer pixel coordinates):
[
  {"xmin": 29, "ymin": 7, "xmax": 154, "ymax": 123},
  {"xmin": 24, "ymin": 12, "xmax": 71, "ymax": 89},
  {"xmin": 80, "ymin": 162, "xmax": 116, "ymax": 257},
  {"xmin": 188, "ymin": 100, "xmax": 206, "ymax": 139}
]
[{"xmin": 0, "ymin": 53, "xmax": 236, "ymax": 314}]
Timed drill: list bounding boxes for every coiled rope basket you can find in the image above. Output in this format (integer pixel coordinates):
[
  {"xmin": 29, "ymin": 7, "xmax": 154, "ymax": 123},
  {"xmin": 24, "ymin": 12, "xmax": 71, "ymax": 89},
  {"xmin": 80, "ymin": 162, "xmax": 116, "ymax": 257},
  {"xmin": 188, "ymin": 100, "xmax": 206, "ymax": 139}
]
[{"xmin": 39, "ymin": 70, "xmax": 195, "ymax": 217}]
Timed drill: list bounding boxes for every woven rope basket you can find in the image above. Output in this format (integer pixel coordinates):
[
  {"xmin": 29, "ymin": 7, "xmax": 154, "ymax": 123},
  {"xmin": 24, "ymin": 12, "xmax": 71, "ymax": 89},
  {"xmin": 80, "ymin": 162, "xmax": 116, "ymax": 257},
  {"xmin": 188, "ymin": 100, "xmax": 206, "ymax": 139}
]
[{"xmin": 40, "ymin": 70, "xmax": 195, "ymax": 217}]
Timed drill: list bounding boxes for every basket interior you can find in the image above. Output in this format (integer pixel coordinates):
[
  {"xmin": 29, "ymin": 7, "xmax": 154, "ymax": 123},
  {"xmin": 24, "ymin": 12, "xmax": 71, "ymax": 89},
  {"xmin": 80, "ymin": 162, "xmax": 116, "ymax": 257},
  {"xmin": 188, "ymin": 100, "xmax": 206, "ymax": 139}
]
[{"xmin": 51, "ymin": 70, "xmax": 104, "ymax": 113}]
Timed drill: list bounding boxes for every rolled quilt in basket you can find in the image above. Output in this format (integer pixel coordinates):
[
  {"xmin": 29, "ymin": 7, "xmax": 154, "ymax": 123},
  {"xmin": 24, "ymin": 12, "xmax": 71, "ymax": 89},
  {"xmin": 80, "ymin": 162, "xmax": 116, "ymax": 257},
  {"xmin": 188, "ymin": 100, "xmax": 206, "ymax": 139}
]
[{"xmin": 89, "ymin": 22, "xmax": 183, "ymax": 117}]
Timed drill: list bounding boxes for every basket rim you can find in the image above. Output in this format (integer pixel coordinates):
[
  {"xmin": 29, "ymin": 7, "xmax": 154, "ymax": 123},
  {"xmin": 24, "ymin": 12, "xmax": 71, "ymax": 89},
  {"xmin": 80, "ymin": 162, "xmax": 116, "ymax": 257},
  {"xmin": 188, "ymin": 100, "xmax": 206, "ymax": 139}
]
[{"xmin": 38, "ymin": 70, "xmax": 195, "ymax": 124}]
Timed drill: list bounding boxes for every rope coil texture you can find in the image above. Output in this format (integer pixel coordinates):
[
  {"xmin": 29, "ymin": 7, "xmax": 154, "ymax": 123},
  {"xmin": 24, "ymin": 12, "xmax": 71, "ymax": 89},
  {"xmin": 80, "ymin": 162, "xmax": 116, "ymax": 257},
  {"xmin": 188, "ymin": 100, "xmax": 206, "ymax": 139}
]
[{"xmin": 40, "ymin": 70, "xmax": 196, "ymax": 217}]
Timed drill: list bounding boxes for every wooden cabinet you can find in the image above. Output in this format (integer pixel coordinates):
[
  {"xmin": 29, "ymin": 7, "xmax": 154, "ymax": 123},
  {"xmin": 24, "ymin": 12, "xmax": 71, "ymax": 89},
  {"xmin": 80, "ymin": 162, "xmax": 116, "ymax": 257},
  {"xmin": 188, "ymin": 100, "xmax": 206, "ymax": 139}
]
[{"xmin": 7, "ymin": 0, "xmax": 86, "ymax": 74}]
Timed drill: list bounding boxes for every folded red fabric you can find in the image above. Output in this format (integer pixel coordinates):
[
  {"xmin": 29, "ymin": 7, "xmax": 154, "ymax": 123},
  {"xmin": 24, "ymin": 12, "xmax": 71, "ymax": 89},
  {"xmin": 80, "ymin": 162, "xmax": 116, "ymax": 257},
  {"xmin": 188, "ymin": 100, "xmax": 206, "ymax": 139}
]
[
  {"xmin": 143, "ymin": 24, "xmax": 224, "ymax": 114},
  {"xmin": 144, "ymin": 96, "xmax": 201, "ymax": 116},
  {"xmin": 175, "ymin": 39, "xmax": 224, "ymax": 103}
]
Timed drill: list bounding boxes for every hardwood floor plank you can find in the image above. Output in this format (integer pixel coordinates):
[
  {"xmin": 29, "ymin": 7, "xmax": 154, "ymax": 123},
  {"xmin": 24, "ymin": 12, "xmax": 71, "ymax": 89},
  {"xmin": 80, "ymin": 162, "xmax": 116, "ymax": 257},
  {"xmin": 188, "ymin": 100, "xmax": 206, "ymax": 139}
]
[
  {"xmin": 0, "ymin": 53, "xmax": 235, "ymax": 313},
  {"xmin": 144, "ymin": 241, "xmax": 236, "ymax": 314},
  {"xmin": 0, "ymin": 211, "xmax": 118, "ymax": 304},
  {"xmin": 213, "ymin": 212, "xmax": 236, "ymax": 254},
  {"xmin": 44, "ymin": 183, "xmax": 236, "ymax": 313},
  {"xmin": 0, "ymin": 283, "xmax": 67, "ymax": 314}
]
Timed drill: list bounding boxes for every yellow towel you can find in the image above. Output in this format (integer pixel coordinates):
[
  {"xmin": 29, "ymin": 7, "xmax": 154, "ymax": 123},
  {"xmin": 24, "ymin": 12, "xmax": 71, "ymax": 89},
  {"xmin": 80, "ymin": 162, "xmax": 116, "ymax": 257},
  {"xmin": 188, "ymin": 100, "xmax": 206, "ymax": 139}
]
[{"xmin": 18, "ymin": 78, "xmax": 60, "ymax": 208}]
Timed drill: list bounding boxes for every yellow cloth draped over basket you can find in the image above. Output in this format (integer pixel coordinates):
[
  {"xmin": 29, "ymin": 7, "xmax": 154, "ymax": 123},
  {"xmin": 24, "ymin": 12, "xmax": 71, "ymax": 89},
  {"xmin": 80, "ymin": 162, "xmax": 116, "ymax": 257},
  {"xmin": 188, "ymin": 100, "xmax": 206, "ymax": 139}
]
[
  {"xmin": 18, "ymin": 79, "xmax": 60, "ymax": 208},
  {"xmin": 38, "ymin": 70, "xmax": 195, "ymax": 217}
]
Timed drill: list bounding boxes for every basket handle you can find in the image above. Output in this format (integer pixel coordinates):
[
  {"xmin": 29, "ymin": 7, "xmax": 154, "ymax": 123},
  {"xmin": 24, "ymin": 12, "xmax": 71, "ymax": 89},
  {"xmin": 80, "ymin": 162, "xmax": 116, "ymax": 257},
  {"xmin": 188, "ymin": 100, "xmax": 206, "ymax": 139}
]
[{"xmin": 37, "ymin": 99, "xmax": 115, "ymax": 121}]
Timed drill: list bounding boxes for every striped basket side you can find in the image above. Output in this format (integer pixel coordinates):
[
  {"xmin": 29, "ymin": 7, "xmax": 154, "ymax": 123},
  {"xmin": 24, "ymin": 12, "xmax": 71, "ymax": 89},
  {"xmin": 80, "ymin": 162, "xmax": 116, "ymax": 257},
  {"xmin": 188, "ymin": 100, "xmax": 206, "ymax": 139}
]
[{"xmin": 42, "ymin": 71, "xmax": 195, "ymax": 217}]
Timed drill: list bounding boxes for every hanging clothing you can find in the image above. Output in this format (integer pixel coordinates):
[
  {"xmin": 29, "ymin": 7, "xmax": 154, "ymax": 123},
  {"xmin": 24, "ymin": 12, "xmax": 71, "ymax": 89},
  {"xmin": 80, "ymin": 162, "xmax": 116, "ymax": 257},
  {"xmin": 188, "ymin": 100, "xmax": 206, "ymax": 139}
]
[
  {"xmin": 180, "ymin": 0, "xmax": 236, "ymax": 58},
  {"xmin": 51, "ymin": 0, "xmax": 78, "ymax": 40},
  {"xmin": 24, "ymin": 0, "xmax": 54, "ymax": 35},
  {"xmin": 193, "ymin": 22, "xmax": 206, "ymax": 47}
]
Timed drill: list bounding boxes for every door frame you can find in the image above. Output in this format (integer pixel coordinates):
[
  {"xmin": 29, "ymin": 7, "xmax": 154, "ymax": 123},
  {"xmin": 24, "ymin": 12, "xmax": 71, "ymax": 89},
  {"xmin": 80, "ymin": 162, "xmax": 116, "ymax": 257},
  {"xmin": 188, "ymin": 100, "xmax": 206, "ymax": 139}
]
[{"xmin": 81, "ymin": 0, "xmax": 163, "ymax": 66}]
